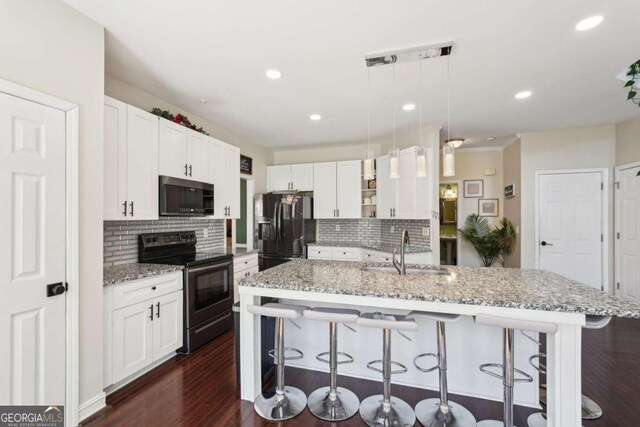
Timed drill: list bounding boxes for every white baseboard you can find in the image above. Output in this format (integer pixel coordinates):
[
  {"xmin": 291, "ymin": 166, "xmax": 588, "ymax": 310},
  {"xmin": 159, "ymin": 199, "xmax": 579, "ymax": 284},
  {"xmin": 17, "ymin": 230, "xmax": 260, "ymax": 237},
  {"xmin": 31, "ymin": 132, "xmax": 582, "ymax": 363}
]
[{"xmin": 79, "ymin": 392, "xmax": 106, "ymax": 422}]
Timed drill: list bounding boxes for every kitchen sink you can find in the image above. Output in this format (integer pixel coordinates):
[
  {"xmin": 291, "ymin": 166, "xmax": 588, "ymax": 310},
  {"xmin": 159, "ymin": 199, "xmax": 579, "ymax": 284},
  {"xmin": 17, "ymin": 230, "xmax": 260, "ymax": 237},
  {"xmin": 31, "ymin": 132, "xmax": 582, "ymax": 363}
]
[{"xmin": 361, "ymin": 266, "xmax": 450, "ymax": 276}]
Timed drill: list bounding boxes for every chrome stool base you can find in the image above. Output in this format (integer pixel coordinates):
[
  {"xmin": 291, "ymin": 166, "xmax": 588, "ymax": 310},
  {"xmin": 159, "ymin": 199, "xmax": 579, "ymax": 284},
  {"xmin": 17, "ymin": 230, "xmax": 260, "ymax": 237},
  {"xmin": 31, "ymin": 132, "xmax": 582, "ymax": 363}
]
[
  {"xmin": 359, "ymin": 394, "xmax": 416, "ymax": 427},
  {"xmin": 477, "ymin": 420, "xmax": 517, "ymax": 427},
  {"xmin": 581, "ymin": 395, "xmax": 602, "ymax": 420},
  {"xmin": 253, "ymin": 386, "xmax": 307, "ymax": 421},
  {"xmin": 527, "ymin": 412, "xmax": 546, "ymax": 427},
  {"xmin": 307, "ymin": 385, "xmax": 359, "ymax": 421},
  {"xmin": 415, "ymin": 398, "xmax": 476, "ymax": 427}
]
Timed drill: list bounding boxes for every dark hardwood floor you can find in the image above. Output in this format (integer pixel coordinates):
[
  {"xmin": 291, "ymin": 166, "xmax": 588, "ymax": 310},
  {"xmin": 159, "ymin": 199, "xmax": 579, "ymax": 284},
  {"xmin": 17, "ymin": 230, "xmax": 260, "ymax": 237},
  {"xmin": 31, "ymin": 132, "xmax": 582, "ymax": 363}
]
[{"xmin": 82, "ymin": 317, "xmax": 640, "ymax": 426}]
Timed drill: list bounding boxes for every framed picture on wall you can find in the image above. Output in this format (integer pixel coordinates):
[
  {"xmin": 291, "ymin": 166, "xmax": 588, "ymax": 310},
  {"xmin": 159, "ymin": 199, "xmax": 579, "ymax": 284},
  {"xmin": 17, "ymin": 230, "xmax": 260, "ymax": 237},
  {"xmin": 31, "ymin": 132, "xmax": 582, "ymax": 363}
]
[
  {"xmin": 463, "ymin": 179, "xmax": 484, "ymax": 198},
  {"xmin": 478, "ymin": 198, "xmax": 499, "ymax": 217}
]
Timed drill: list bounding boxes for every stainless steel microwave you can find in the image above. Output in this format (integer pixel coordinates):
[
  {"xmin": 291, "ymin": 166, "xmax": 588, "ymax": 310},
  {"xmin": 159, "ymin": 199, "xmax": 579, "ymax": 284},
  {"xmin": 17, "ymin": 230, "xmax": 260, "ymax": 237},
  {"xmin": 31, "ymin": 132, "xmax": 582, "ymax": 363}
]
[{"xmin": 159, "ymin": 176, "xmax": 214, "ymax": 216}]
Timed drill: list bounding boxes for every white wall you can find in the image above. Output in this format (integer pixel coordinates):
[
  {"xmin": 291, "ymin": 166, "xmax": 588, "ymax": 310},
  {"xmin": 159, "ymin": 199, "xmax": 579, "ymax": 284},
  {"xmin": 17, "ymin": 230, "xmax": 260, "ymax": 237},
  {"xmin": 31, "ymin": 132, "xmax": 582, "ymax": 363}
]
[
  {"xmin": 0, "ymin": 0, "xmax": 105, "ymax": 414},
  {"xmin": 616, "ymin": 115, "xmax": 640, "ymax": 166},
  {"xmin": 439, "ymin": 148, "xmax": 504, "ymax": 267},
  {"xmin": 105, "ymin": 75, "xmax": 274, "ymax": 193},
  {"xmin": 520, "ymin": 126, "xmax": 616, "ymax": 287}
]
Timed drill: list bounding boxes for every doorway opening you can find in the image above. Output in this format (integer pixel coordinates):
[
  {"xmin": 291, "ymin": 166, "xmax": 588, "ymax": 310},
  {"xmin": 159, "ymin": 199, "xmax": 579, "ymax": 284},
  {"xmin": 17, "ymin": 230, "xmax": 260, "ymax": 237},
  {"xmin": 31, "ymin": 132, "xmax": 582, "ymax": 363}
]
[
  {"xmin": 439, "ymin": 183, "xmax": 458, "ymax": 265},
  {"xmin": 226, "ymin": 176, "xmax": 254, "ymax": 252}
]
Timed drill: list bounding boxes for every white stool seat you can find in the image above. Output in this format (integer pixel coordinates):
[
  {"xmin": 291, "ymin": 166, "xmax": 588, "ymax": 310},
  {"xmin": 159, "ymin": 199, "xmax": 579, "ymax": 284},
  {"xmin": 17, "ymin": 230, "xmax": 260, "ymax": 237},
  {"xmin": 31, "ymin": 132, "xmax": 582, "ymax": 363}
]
[
  {"xmin": 357, "ymin": 312, "xmax": 418, "ymax": 331},
  {"xmin": 584, "ymin": 315, "xmax": 611, "ymax": 329},
  {"xmin": 408, "ymin": 310, "xmax": 462, "ymax": 323},
  {"xmin": 303, "ymin": 307, "xmax": 360, "ymax": 323},
  {"xmin": 475, "ymin": 314, "xmax": 558, "ymax": 335},
  {"xmin": 247, "ymin": 302, "xmax": 308, "ymax": 319}
]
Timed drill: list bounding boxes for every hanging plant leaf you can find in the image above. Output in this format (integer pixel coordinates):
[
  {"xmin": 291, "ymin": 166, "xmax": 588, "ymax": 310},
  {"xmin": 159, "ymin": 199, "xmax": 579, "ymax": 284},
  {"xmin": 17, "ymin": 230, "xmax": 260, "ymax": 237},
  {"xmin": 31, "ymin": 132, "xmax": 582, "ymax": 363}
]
[
  {"xmin": 625, "ymin": 80, "xmax": 636, "ymax": 87},
  {"xmin": 628, "ymin": 90, "xmax": 637, "ymax": 100}
]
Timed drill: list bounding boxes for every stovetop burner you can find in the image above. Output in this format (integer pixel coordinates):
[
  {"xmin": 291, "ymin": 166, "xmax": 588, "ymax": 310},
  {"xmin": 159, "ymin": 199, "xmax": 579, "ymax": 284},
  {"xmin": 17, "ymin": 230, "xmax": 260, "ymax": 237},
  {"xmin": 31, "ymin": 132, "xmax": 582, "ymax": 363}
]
[{"xmin": 138, "ymin": 231, "xmax": 232, "ymax": 267}]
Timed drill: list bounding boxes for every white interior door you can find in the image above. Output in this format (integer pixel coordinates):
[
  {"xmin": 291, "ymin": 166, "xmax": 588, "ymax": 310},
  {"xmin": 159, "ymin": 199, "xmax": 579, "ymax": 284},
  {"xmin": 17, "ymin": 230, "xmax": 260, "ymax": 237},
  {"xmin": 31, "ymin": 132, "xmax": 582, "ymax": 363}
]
[
  {"xmin": 538, "ymin": 171, "xmax": 603, "ymax": 289},
  {"xmin": 617, "ymin": 164, "xmax": 640, "ymax": 301},
  {"xmin": 0, "ymin": 92, "xmax": 66, "ymax": 405}
]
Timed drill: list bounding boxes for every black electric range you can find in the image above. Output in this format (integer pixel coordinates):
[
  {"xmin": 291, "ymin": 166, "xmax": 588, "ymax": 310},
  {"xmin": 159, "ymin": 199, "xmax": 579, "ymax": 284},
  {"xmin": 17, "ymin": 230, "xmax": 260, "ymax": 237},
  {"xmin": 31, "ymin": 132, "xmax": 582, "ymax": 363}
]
[{"xmin": 139, "ymin": 231, "xmax": 234, "ymax": 353}]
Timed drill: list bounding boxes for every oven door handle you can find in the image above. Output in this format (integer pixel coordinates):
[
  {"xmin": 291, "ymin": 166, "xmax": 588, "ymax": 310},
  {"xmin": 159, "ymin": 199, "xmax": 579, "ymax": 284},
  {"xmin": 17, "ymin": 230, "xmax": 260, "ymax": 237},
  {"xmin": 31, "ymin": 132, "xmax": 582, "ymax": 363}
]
[{"xmin": 187, "ymin": 261, "xmax": 233, "ymax": 274}]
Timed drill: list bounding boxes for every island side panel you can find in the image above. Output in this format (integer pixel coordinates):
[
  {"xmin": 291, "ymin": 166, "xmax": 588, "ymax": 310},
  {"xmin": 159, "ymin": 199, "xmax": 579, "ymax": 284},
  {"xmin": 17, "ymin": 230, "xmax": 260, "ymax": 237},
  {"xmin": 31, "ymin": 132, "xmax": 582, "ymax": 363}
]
[
  {"xmin": 239, "ymin": 290, "xmax": 261, "ymax": 401},
  {"xmin": 546, "ymin": 322, "xmax": 583, "ymax": 427}
]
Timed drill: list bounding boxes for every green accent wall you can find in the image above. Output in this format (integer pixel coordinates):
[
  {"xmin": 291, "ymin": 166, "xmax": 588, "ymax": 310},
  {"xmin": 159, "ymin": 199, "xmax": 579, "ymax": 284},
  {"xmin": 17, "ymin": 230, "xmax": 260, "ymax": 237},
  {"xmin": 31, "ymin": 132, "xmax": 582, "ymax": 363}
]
[{"xmin": 236, "ymin": 179, "xmax": 247, "ymax": 244}]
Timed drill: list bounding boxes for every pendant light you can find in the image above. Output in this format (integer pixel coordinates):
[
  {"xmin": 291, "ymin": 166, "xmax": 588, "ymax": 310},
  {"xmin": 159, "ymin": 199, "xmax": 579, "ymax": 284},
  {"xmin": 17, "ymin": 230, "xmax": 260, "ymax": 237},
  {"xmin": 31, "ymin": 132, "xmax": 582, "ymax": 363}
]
[
  {"xmin": 442, "ymin": 55, "xmax": 461, "ymax": 177},
  {"xmin": 363, "ymin": 68, "xmax": 375, "ymax": 180},
  {"xmin": 389, "ymin": 63, "xmax": 399, "ymax": 179},
  {"xmin": 416, "ymin": 57, "xmax": 427, "ymax": 178}
]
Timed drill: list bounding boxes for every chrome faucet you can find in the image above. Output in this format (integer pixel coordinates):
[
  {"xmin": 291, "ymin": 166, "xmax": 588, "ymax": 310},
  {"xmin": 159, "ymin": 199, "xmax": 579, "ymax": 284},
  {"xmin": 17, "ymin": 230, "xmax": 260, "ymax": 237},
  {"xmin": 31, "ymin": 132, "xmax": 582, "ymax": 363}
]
[{"xmin": 392, "ymin": 229, "xmax": 410, "ymax": 274}]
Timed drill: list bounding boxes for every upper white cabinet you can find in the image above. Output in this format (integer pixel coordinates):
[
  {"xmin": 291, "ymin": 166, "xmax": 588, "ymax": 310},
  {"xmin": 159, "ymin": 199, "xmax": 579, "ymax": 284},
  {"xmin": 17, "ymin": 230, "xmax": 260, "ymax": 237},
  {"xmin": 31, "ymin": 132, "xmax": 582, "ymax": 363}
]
[
  {"xmin": 209, "ymin": 138, "xmax": 240, "ymax": 219},
  {"xmin": 158, "ymin": 118, "xmax": 212, "ymax": 183},
  {"xmin": 313, "ymin": 160, "xmax": 361, "ymax": 219},
  {"xmin": 267, "ymin": 163, "xmax": 314, "ymax": 192},
  {"xmin": 376, "ymin": 147, "xmax": 432, "ymax": 219},
  {"xmin": 104, "ymin": 96, "xmax": 159, "ymax": 220}
]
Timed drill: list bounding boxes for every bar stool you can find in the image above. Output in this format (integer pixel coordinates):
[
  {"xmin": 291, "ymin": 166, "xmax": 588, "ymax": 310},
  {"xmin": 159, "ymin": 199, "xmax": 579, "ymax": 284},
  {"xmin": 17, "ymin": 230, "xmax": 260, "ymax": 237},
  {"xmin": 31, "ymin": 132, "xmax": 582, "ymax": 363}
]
[
  {"xmin": 523, "ymin": 331, "xmax": 548, "ymax": 427},
  {"xmin": 303, "ymin": 307, "xmax": 361, "ymax": 421},
  {"xmin": 246, "ymin": 302, "xmax": 309, "ymax": 421},
  {"xmin": 409, "ymin": 311, "xmax": 476, "ymax": 427},
  {"xmin": 475, "ymin": 315, "xmax": 558, "ymax": 427},
  {"xmin": 581, "ymin": 315, "xmax": 611, "ymax": 420},
  {"xmin": 357, "ymin": 312, "xmax": 418, "ymax": 427}
]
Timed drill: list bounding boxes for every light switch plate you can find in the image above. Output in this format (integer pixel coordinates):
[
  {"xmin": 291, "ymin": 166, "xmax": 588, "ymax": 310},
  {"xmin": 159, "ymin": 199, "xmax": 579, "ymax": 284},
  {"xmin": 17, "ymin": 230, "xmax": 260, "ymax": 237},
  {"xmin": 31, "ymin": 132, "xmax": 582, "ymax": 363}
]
[
  {"xmin": 423, "ymin": 227, "xmax": 430, "ymax": 237},
  {"xmin": 336, "ymin": 224, "xmax": 340, "ymax": 231},
  {"xmin": 203, "ymin": 228, "xmax": 209, "ymax": 238},
  {"xmin": 390, "ymin": 226, "xmax": 395, "ymax": 233}
]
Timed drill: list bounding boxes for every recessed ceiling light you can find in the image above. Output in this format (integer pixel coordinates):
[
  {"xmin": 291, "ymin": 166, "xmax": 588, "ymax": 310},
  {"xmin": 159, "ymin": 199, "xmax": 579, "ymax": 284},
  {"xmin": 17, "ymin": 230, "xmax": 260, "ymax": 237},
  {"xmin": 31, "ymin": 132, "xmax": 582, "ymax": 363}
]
[
  {"xmin": 265, "ymin": 69, "xmax": 282, "ymax": 79},
  {"xmin": 486, "ymin": 137, "xmax": 496, "ymax": 141},
  {"xmin": 402, "ymin": 103, "xmax": 416, "ymax": 111},
  {"xmin": 199, "ymin": 98, "xmax": 207, "ymax": 104},
  {"xmin": 515, "ymin": 90, "xmax": 532, "ymax": 99},
  {"xmin": 309, "ymin": 114, "xmax": 322, "ymax": 121},
  {"xmin": 575, "ymin": 15, "xmax": 603, "ymax": 31}
]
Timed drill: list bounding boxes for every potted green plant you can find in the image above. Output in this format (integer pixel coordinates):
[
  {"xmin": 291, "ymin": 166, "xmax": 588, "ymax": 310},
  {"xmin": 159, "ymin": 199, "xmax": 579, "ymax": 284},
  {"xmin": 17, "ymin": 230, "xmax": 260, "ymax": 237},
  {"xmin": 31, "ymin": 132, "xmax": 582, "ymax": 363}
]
[{"xmin": 458, "ymin": 214, "xmax": 517, "ymax": 267}]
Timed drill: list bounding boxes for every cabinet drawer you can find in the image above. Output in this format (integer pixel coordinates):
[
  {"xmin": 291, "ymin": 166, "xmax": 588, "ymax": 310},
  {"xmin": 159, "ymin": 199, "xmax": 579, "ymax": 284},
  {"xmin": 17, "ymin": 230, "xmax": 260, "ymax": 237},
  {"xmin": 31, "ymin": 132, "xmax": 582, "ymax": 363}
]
[
  {"xmin": 332, "ymin": 247, "xmax": 360, "ymax": 261},
  {"xmin": 308, "ymin": 247, "xmax": 332, "ymax": 259},
  {"xmin": 236, "ymin": 264, "xmax": 259, "ymax": 280},
  {"xmin": 234, "ymin": 254, "xmax": 258, "ymax": 271},
  {"xmin": 112, "ymin": 272, "xmax": 183, "ymax": 310}
]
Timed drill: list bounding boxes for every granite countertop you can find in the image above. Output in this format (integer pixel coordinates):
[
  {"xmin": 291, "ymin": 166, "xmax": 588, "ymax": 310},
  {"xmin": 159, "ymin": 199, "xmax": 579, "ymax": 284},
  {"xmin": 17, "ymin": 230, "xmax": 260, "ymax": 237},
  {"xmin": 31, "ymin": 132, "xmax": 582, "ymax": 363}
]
[
  {"xmin": 309, "ymin": 241, "xmax": 432, "ymax": 254},
  {"xmin": 239, "ymin": 259, "xmax": 640, "ymax": 318},
  {"xmin": 104, "ymin": 263, "xmax": 183, "ymax": 287},
  {"xmin": 226, "ymin": 247, "xmax": 259, "ymax": 257}
]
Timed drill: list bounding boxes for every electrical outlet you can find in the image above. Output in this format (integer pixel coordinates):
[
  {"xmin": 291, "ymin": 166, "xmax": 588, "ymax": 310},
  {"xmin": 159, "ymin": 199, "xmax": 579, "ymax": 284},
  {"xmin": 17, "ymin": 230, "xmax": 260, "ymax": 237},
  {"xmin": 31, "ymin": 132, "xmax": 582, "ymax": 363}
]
[
  {"xmin": 423, "ymin": 227, "xmax": 430, "ymax": 237},
  {"xmin": 203, "ymin": 229, "xmax": 209, "ymax": 238},
  {"xmin": 335, "ymin": 224, "xmax": 340, "ymax": 231},
  {"xmin": 390, "ymin": 226, "xmax": 395, "ymax": 233}
]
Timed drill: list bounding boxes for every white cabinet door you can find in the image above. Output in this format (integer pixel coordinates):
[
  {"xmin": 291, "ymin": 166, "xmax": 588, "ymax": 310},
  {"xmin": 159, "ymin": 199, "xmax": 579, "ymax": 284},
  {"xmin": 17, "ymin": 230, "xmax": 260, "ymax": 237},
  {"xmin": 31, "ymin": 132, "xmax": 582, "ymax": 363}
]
[
  {"xmin": 268, "ymin": 165, "xmax": 292, "ymax": 192},
  {"xmin": 187, "ymin": 131, "xmax": 212, "ymax": 183},
  {"xmin": 210, "ymin": 138, "xmax": 226, "ymax": 219},
  {"xmin": 152, "ymin": 291, "xmax": 183, "ymax": 361},
  {"xmin": 313, "ymin": 162, "xmax": 337, "ymax": 219},
  {"xmin": 376, "ymin": 155, "xmax": 396, "ymax": 219},
  {"xmin": 158, "ymin": 119, "xmax": 188, "ymax": 179},
  {"xmin": 126, "ymin": 106, "xmax": 159, "ymax": 220},
  {"xmin": 104, "ymin": 96, "xmax": 127, "ymax": 220},
  {"xmin": 112, "ymin": 301, "xmax": 154, "ymax": 383},
  {"xmin": 336, "ymin": 160, "xmax": 361, "ymax": 219},
  {"xmin": 224, "ymin": 144, "xmax": 241, "ymax": 218},
  {"xmin": 291, "ymin": 163, "xmax": 314, "ymax": 191}
]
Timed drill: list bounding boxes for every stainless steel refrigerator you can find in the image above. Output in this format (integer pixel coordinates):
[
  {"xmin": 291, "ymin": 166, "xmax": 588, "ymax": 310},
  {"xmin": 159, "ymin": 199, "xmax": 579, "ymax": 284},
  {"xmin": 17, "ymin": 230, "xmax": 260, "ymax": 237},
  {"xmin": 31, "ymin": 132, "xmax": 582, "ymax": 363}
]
[{"xmin": 255, "ymin": 193, "xmax": 315, "ymax": 270}]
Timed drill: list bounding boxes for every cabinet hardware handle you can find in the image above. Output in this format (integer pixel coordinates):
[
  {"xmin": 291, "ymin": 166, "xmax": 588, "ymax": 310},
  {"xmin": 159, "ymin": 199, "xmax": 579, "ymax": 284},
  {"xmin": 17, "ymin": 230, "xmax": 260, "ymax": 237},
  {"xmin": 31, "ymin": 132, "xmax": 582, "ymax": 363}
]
[
  {"xmin": 244, "ymin": 261, "xmax": 248, "ymax": 264},
  {"xmin": 337, "ymin": 209, "xmax": 339, "ymax": 217},
  {"xmin": 149, "ymin": 304, "xmax": 154, "ymax": 321},
  {"xmin": 130, "ymin": 201, "xmax": 134, "ymax": 217},
  {"xmin": 151, "ymin": 286, "xmax": 156, "ymax": 290},
  {"xmin": 156, "ymin": 302, "xmax": 160, "ymax": 318},
  {"xmin": 189, "ymin": 165, "xmax": 192, "ymax": 177},
  {"xmin": 123, "ymin": 200, "xmax": 127, "ymax": 217},
  {"xmin": 184, "ymin": 163, "xmax": 188, "ymax": 176}
]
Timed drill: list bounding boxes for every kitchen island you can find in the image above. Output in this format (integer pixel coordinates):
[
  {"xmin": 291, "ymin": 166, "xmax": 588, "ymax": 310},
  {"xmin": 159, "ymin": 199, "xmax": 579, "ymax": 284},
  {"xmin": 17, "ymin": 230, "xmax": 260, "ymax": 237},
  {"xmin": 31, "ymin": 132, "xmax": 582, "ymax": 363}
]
[{"xmin": 238, "ymin": 259, "xmax": 640, "ymax": 426}]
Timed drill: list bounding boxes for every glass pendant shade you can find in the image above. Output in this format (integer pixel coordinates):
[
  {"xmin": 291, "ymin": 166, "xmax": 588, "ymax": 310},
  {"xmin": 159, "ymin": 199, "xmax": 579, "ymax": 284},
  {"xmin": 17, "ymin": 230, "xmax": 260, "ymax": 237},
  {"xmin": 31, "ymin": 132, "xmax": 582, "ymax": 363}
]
[
  {"xmin": 443, "ymin": 143, "xmax": 455, "ymax": 177},
  {"xmin": 389, "ymin": 147, "xmax": 399, "ymax": 179},
  {"xmin": 363, "ymin": 150, "xmax": 375, "ymax": 180},
  {"xmin": 416, "ymin": 146, "xmax": 427, "ymax": 178}
]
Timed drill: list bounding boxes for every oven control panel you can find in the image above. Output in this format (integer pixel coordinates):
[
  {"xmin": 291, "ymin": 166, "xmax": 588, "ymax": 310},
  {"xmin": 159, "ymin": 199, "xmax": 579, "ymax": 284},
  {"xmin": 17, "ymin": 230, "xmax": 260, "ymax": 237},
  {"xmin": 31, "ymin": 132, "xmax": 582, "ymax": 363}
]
[{"xmin": 139, "ymin": 231, "xmax": 197, "ymax": 248}]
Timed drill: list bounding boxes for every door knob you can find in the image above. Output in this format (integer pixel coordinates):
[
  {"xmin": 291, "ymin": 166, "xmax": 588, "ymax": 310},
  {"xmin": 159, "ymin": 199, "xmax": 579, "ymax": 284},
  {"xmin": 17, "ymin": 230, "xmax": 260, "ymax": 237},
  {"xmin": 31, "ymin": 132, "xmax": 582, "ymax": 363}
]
[
  {"xmin": 47, "ymin": 282, "xmax": 67, "ymax": 297},
  {"xmin": 540, "ymin": 241, "xmax": 553, "ymax": 246}
]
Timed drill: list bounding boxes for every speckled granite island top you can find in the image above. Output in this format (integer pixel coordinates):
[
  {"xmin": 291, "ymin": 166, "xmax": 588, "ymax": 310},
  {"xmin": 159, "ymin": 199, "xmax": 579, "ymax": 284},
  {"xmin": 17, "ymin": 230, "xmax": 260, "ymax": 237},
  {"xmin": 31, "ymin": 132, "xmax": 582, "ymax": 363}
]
[
  {"xmin": 104, "ymin": 263, "xmax": 183, "ymax": 286},
  {"xmin": 239, "ymin": 259, "xmax": 640, "ymax": 318},
  {"xmin": 308, "ymin": 241, "xmax": 431, "ymax": 254}
]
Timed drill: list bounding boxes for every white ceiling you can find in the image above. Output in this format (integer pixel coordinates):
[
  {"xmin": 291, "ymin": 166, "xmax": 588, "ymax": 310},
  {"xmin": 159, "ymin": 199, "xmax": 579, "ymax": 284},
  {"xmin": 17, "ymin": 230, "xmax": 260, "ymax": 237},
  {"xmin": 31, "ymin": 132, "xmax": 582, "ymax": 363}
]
[{"xmin": 64, "ymin": 0, "xmax": 640, "ymax": 149}]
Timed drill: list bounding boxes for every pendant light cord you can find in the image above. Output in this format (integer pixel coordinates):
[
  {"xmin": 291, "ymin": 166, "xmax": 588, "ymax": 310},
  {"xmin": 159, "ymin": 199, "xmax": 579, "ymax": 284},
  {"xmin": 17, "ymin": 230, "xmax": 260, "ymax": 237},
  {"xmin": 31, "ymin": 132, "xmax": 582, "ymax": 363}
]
[
  {"xmin": 367, "ymin": 67, "xmax": 371, "ymax": 151},
  {"xmin": 447, "ymin": 55, "xmax": 451, "ymax": 144},
  {"xmin": 419, "ymin": 57, "xmax": 422, "ymax": 148},
  {"xmin": 392, "ymin": 63, "xmax": 396, "ymax": 149}
]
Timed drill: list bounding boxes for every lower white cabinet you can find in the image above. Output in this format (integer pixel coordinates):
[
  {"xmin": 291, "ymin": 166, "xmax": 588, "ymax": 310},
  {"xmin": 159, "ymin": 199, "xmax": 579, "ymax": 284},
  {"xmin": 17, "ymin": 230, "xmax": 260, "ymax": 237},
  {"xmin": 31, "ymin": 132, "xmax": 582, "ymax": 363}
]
[
  {"xmin": 233, "ymin": 253, "xmax": 259, "ymax": 303},
  {"xmin": 104, "ymin": 271, "xmax": 183, "ymax": 389}
]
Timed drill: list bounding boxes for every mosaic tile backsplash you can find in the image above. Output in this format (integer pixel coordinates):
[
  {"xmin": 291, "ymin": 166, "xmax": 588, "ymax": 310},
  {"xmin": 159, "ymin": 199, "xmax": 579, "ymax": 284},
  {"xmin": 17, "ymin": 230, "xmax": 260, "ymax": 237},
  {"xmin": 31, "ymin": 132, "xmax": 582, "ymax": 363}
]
[
  {"xmin": 104, "ymin": 218, "xmax": 225, "ymax": 267},
  {"xmin": 317, "ymin": 219, "xmax": 431, "ymax": 251}
]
